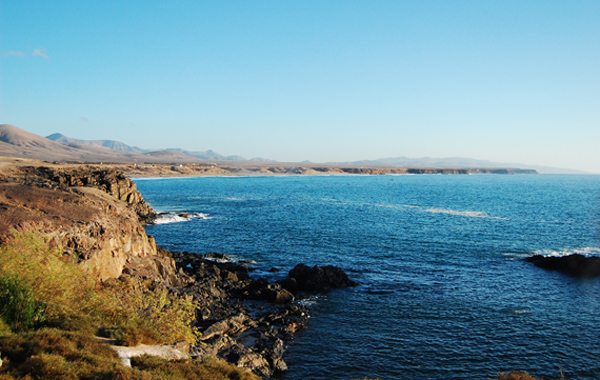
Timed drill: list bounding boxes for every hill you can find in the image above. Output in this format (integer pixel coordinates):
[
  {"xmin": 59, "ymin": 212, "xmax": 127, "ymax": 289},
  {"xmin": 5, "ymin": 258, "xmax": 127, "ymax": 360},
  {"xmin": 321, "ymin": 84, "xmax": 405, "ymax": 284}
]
[
  {"xmin": 0, "ymin": 125, "xmax": 200, "ymax": 163},
  {"xmin": 46, "ymin": 131, "xmax": 247, "ymax": 162},
  {"xmin": 47, "ymin": 132, "xmax": 146, "ymax": 153},
  {"xmin": 0, "ymin": 124, "xmax": 567, "ymax": 172},
  {"xmin": 0, "ymin": 124, "xmax": 123, "ymax": 162}
]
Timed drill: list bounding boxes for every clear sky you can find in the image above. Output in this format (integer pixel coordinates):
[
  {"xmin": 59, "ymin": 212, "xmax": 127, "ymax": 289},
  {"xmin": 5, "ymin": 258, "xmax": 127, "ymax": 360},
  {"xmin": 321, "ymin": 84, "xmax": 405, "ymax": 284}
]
[{"xmin": 1, "ymin": 1, "xmax": 599, "ymax": 172}]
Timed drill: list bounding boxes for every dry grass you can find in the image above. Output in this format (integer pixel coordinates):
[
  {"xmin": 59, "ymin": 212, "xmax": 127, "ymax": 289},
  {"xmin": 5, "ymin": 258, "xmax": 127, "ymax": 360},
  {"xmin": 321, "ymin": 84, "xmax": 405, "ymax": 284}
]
[
  {"xmin": 0, "ymin": 232, "xmax": 196, "ymax": 345},
  {"xmin": 0, "ymin": 328, "xmax": 125, "ymax": 379},
  {"xmin": 131, "ymin": 355, "xmax": 259, "ymax": 380},
  {"xmin": 0, "ymin": 232, "xmax": 258, "ymax": 379},
  {"xmin": 0, "ymin": 328, "xmax": 258, "ymax": 380}
]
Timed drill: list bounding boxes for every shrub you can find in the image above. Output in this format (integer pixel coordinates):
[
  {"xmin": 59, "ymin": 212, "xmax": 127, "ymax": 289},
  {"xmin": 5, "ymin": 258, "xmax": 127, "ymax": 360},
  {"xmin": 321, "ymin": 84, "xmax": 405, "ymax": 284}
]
[
  {"xmin": 0, "ymin": 232, "xmax": 197, "ymax": 345},
  {"xmin": 108, "ymin": 279, "xmax": 198, "ymax": 345},
  {"xmin": 0, "ymin": 232, "xmax": 254, "ymax": 379},
  {"xmin": 0, "ymin": 328, "xmax": 124, "ymax": 379},
  {"xmin": 0, "ymin": 276, "xmax": 46, "ymax": 331},
  {"xmin": 0, "ymin": 317, "xmax": 11, "ymax": 337},
  {"xmin": 0, "ymin": 329, "xmax": 258, "ymax": 380},
  {"xmin": 0, "ymin": 232, "xmax": 96, "ymax": 330},
  {"xmin": 131, "ymin": 355, "xmax": 260, "ymax": 380}
]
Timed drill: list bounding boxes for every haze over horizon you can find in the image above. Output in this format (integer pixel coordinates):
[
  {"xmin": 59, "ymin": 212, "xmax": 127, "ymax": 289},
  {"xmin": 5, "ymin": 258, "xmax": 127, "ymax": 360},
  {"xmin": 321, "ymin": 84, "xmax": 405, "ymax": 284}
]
[{"xmin": 1, "ymin": 1, "xmax": 599, "ymax": 172}]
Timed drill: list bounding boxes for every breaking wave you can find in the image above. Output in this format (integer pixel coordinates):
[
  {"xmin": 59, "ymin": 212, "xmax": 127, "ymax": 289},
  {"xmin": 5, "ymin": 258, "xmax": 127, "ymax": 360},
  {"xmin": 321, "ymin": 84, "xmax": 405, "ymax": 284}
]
[
  {"xmin": 319, "ymin": 198, "xmax": 505, "ymax": 220},
  {"xmin": 153, "ymin": 212, "xmax": 211, "ymax": 224},
  {"xmin": 297, "ymin": 295, "xmax": 326, "ymax": 307},
  {"xmin": 424, "ymin": 208, "xmax": 506, "ymax": 219},
  {"xmin": 533, "ymin": 247, "xmax": 600, "ymax": 257}
]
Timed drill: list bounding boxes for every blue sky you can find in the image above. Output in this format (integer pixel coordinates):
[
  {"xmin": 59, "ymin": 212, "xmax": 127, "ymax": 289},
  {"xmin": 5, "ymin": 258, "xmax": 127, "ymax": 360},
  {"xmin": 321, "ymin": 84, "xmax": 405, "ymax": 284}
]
[{"xmin": 1, "ymin": 1, "xmax": 599, "ymax": 171}]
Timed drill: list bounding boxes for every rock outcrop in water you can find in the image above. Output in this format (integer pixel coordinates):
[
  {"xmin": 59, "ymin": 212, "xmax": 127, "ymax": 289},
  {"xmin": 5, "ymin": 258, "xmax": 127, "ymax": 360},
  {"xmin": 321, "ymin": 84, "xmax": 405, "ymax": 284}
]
[
  {"xmin": 172, "ymin": 253, "xmax": 309, "ymax": 377},
  {"xmin": 282, "ymin": 263, "xmax": 359, "ymax": 293},
  {"xmin": 526, "ymin": 254, "xmax": 600, "ymax": 277}
]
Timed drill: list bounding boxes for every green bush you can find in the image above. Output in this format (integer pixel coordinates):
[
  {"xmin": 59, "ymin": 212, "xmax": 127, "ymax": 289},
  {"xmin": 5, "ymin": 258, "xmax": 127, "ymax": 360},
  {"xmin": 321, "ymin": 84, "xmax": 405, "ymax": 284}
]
[
  {"xmin": 0, "ymin": 232, "xmax": 197, "ymax": 345},
  {"xmin": 0, "ymin": 276, "xmax": 46, "ymax": 331}
]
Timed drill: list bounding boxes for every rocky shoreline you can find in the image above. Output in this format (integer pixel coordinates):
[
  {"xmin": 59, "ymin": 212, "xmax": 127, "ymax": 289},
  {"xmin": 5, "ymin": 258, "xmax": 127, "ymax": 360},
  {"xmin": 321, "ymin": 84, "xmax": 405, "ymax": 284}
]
[
  {"xmin": 167, "ymin": 253, "xmax": 358, "ymax": 377},
  {"xmin": 0, "ymin": 161, "xmax": 358, "ymax": 378}
]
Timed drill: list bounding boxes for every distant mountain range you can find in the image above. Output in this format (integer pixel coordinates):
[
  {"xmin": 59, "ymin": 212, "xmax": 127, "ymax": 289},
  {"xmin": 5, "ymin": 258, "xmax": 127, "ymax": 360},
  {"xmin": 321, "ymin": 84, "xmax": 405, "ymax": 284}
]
[
  {"xmin": 45, "ymin": 131, "xmax": 250, "ymax": 161},
  {"xmin": 0, "ymin": 124, "xmax": 583, "ymax": 173},
  {"xmin": 0, "ymin": 124, "xmax": 259, "ymax": 163},
  {"xmin": 46, "ymin": 133, "xmax": 147, "ymax": 154}
]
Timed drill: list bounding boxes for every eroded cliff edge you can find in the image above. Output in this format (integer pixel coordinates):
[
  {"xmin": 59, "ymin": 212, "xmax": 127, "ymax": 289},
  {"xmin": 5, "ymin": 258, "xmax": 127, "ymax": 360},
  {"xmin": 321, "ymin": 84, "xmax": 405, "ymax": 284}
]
[
  {"xmin": 0, "ymin": 164, "xmax": 172, "ymax": 282},
  {"xmin": 0, "ymin": 161, "xmax": 357, "ymax": 378}
]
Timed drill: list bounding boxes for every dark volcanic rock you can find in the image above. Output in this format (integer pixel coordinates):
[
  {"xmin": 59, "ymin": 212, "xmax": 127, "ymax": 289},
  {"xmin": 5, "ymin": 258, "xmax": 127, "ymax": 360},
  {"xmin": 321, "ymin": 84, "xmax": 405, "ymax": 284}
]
[
  {"xmin": 526, "ymin": 254, "xmax": 600, "ymax": 277},
  {"xmin": 171, "ymin": 253, "xmax": 309, "ymax": 377},
  {"xmin": 282, "ymin": 263, "xmax": 358, "ymax": 292},
  {"xmin": 243, "ymin": 279, "xmax": 295, "ymax": 304}
]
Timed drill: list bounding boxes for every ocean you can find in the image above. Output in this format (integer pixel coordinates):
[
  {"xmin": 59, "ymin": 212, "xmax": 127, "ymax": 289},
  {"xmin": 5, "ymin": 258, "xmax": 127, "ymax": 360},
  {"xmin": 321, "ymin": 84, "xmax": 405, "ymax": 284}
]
[{"xmin": 136, "ymin": 174, "xmax": 600, "ymax": 379}]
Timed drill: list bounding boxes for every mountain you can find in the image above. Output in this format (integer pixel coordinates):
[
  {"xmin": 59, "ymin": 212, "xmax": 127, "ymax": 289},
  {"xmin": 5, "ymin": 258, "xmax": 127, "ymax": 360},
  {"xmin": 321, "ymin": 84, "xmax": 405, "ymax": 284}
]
[
  {"xmin": 0, "ymin": 125, "xmax": 583, "ymax": 173},
  {"xmin": 47, "ymin": 132, "xmax": 247, "ymax": 162},
  {"xmin": 0, "ymin": 125, "xmax": 247, "ymax": 163},
  {"xmin": 1, "ymin": 124, "xmax": 56, "ymax": 149},
  {"xmin": 47, "ymin": 133, "xmax": 146, "ymax": 154},
  {"xmin": 0, "ymin": 124, "xmax": 123, "ymax": 162},
  {"xmin": 0, "ymin": 125, "xmax": 172, "ymax": 162}
]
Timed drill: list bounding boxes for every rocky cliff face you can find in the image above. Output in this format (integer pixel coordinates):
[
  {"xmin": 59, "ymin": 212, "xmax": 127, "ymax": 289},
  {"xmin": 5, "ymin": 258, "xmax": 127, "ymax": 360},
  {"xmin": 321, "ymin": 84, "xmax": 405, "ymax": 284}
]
[
  {"xmin": 0, "ymin": 160, "xmax": 362, "ymax": 377},
  {"xmin": 20, "ymin": 166, "xmax": 156, "ymax": 222},
  {"xmin": 0, "ymin": 164, "xmax": 171, "ymax": 282}
]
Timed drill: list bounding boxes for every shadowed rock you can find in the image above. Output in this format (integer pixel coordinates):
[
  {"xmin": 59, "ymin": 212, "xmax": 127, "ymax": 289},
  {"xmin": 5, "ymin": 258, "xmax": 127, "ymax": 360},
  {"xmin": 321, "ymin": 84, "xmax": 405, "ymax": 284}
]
[
  {"xmin": 282, "ymin": 264, "xmax": 358, "ymax": 293},
  {"xmin": 526, "ymin": 254, "xmax": 600, "ymax": 277}
]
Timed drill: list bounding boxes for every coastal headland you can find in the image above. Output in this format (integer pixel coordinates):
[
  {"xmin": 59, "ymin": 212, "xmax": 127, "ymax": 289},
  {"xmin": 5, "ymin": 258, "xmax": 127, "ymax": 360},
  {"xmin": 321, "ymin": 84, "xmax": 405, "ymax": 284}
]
[
  {"xmin": 0, "ymin": 157, "xmax": 357, "ymax": 378},
  {"xmin": 0, "ymin": 157, "xmax": 578, "ymax": 380}
]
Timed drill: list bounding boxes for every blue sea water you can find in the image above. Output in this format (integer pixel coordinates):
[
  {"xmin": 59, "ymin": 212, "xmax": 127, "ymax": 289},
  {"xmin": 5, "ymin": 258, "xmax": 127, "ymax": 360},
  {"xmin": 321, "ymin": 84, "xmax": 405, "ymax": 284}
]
[{"xmin": 136, "ymin": 175, "xmax": 600, "ymax": 379}]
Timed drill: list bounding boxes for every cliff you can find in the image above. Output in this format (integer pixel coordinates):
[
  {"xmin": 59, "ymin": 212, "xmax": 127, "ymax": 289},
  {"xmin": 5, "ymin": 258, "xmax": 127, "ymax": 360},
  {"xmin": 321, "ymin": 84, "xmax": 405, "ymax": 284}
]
[
  {"xmin": 0, "ymin": 163, "xmax": 170, "ymax": 281},
  {"xmin": 0, "ymin": 159, "xmax": 357, "ymax": 378}
]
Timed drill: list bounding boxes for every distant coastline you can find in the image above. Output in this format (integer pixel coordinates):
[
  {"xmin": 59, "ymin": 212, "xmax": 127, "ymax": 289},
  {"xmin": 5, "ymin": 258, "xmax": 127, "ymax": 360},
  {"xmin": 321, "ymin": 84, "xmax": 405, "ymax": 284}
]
[
  {"xmin": 0, "ymin": 124, "xmax": 555, "ymax": 175},
  {"xmin": 0, "ymin": 156, "xmax": 537, "ymax": 180},
  {"xmin": 121, "ymin": 163, "xmax": 538, "ymax": 178}
]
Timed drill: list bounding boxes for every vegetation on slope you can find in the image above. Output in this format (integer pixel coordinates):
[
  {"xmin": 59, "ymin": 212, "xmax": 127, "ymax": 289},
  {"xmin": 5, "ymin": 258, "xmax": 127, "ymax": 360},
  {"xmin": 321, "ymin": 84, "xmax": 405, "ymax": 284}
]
[{"xmin": 0, "ymin": 232, "xmax": 258, "ymax": 379}]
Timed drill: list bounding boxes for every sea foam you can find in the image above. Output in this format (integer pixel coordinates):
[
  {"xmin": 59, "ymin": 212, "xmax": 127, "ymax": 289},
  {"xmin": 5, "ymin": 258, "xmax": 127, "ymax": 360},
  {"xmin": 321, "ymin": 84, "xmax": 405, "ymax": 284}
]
[
  {"xmin": 153, "ymin": 212, "xmax": 211, "ymax": 225},
  {"xmin": 533, "ymin": 246, "xmax": 600, "ymax": 257},
  {"xmin": 424, "ymin": 207, "xmax": 506, "ymax": 220}
]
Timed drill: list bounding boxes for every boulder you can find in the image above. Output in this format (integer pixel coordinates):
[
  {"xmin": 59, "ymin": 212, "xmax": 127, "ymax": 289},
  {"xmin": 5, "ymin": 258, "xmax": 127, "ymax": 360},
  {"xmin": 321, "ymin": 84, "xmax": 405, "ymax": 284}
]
[
  {"xmin": 282, "ymin": 263, "xmax": 358, "ymax": 292},
  {"xmin": 526, "ymin": 254, "xmax": 600, "ymax": 277},
  {"xmin": 243, "ymin": 279, "xmax": 294, "ymax": 303}
]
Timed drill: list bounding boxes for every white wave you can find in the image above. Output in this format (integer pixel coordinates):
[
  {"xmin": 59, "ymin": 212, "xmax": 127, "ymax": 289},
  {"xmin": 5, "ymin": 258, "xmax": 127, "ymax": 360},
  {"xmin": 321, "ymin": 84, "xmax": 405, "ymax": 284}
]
[
  {"xmin": 510, "ymin": 308, "xmax": 531, "ymax": 316},
  {"xmin": 317, "ymin": 197, "xmax": 505, "ymax": 220},
  {"xmin": 297, "ymin": 295, "xmax": 326, "ymax": 307},
  {"xmin": 132, "ymin": 176, "xmax": 196, "ymax": 181},
  {"xmin": 224, "ymin": 196, "xmax": 247, "ymax": 201},
  {"xmin": 533, "ymin": 247, "xmax": 600, "ymax": 257},
  {"xmin": 153, "ymin": 212, "xmax": 211, "ymax": 225},
  {"xmin": 373, "ymin": 203, "xmax": 419, "ymax": 210},
  {"xmin": 201, "ymin": 253, "xmax": 257, "ymax": 265},
  {"xmin": 424, "ymin": 208, "xmax": 506, "ymax": 220}
]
